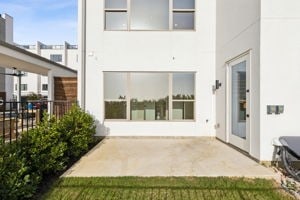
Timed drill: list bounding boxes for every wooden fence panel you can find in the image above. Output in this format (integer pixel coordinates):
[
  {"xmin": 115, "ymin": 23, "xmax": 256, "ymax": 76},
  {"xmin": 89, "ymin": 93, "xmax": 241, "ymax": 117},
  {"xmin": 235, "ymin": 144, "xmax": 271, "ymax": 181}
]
[{"xmin": 54, "ymin": 77, "xmax": 77, "ymax": 101}]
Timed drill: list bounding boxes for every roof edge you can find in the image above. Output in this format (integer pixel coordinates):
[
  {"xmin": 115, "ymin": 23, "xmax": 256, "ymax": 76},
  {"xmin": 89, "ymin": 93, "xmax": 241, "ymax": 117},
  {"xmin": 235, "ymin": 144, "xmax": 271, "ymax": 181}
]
[{"xmin": 0, "ymin": 40, "xmax": 77, "ymax": 74}]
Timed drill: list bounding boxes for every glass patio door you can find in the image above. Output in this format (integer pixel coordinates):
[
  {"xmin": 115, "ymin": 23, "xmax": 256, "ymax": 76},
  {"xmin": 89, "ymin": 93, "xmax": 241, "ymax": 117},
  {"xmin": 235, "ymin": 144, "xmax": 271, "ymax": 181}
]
[{"xmin": 228, "ymin": 54, "xmax": 250, "ymax": 152}]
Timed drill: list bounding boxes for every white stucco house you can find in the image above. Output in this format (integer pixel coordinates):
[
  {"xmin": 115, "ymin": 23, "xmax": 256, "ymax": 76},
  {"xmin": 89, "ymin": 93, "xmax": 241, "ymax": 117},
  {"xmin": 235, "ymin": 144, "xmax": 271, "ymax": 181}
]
[{"xmin": 78, "ymin": 0, "xmax": 300, "ymax": 162}]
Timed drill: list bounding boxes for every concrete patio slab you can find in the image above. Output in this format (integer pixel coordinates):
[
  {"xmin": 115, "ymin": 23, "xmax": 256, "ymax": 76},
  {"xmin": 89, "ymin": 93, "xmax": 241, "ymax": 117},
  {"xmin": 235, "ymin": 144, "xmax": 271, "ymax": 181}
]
[{"xmin": 63, "ymin": 137, "xmax": 278, "ymax": 179}]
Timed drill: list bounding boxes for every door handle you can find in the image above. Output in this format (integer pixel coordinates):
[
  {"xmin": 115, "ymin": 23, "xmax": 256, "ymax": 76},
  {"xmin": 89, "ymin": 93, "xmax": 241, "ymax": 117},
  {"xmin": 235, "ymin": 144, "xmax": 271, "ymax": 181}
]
[{"xmin": 246, "ymin": 114, "xmax": 250, "ymax": 118}]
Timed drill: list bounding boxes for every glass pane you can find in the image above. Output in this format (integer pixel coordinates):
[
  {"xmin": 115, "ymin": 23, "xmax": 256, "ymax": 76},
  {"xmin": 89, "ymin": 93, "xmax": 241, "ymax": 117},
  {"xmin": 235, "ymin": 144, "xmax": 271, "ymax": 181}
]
[
  {"xmin": 238, "ymin": 72, "xmax": 246, "ymax": 121},
  {"xmin": 105, "ymin": 101, "xmax": 127, "ymax": 119},
  {"xmin": 131, "ymin": 100, "xmax": 169, "ymax": 121},
  {"xmin": 173, "ymin": 73, "xmax": 195, "ymax": 100},
  {"xmin": 173, "ymin": 12, "xmax": 194, "ymax": 30},
  {"xmin": 231, "ymin": 61, "xmax": 246, "ymax": 139},
  {"xmin": 130, "ymin": 73, "xmax": 169, "ymax": 120},
  {"xmin": 105, "ymin": 11, "xmax": 127, "ymax": 30},
  {"xmin": 172, "ymin": 102, "xmax": 194, "ymax": 120},
  {"xmin": 104, "ymin": 72, "xmax": 127, "ymax": 99},
  {"xmin": 105, "ymin": 0, "xmax": 127, "ymax": 9},
  {"xmin": 131, "ymin": 0, "xmax": 169, "ymax": 30},
  {"xmin": 173, "ymin": 0, "xmax": 195, "ymax": 9}
]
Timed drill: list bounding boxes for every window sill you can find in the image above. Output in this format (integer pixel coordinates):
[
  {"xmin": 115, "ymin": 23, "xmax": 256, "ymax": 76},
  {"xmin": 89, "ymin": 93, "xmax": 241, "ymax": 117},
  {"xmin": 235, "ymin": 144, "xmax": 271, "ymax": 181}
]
[
  {"xmin": 104, "ymin": 120, "xmax": 196, "ymax": 122},
  {"xmin": 103, "ymin": 29, "xmax": 196, "ymax": 32}
]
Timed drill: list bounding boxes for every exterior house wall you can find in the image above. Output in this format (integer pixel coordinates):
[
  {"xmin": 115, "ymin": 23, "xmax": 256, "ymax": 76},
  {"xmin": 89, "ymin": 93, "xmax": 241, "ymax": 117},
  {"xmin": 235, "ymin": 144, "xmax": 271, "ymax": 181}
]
[
  {"xmin": 66, "ymin": 49, "xmax": 78, "ymax": 70},
  {"xmin": 80, "ymin": 0, "xmax": 216, "ymax": 136},
  {"xmin": 259, "ymin": 0, "xmax": 300, "ymax": 160},
  {"xmin": 216, "ymin": 0, "xmax": 261, "ymax": 160},
  {"xmin": 19, "ymin": 73, "xmax": 39, "ymax": 96},
  {"xmin": 40, "ymin": 75, "xmax": 48, "ymax": 97},
  {"xmin": 40, "ymin": 49, "xmax": 65, "ymax": 65}
]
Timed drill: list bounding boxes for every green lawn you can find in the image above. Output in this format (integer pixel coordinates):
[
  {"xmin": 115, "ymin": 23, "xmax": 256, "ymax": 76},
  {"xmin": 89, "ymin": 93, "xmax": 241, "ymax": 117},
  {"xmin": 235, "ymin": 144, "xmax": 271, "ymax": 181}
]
[{"xmin": 42, "ymin": 177, "xmax": 293, "ymax": 200}]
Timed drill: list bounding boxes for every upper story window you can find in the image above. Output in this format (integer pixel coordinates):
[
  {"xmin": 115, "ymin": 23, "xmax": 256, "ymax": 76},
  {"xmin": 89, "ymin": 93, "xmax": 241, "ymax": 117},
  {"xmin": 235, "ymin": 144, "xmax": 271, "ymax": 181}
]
[
  {"xmin": 173, "ymin": 0, "xmax": 195, "ymax": 30},
  {"xmin": 105, "ymin": 0, "xmax": 128, "ymax": 30},
  {"xmin": 131, "ymin": 0, "xmax": 169, "ymax": 30},
  {"xmin": 21, "ymin": 84, "xmax": 27, "ymax": 91},
  {"xmin": 104, "ymin": 0, "xmax": 195, "ymax": 31},
  {"xmin": 42, "ymin": 84, "xmax": 48, "ymax": 91},
  {"xmin": 50, "ymin": 54, "xmax": 63, "ymax": 62}
]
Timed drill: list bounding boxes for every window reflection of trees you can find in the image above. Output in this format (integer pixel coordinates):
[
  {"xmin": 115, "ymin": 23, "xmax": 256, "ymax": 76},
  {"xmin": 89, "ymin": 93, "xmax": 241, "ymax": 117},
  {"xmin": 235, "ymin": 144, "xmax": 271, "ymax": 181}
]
[{"xmin": 104, "ymin": 72, "xmax": 195, "ymax": 121}]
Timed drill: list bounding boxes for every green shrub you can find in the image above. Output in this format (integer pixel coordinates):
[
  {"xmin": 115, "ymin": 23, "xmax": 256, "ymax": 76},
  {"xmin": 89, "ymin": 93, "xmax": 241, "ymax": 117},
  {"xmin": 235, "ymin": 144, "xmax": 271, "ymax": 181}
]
[
  {"xmin": 20, "ymin": 114, "xmax": 68, "ymax": 176},
  {"xmin": 0, "ymin": 142, "xmax": 40, "ymax": 200},
  {"xmin": 58, "ymin": 105, "xmax": 96, "ymax": 159},
  {"xmin": 0, "ymin": 105, "xmax": 97, "ymax": 199}
]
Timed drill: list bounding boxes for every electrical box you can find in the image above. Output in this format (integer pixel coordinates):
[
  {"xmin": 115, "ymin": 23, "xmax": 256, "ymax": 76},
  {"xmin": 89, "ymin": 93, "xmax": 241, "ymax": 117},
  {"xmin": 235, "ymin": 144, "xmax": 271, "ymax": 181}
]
[{"xmin": 267, "ymin": 105, "xmax": 284, "ymax": 115}]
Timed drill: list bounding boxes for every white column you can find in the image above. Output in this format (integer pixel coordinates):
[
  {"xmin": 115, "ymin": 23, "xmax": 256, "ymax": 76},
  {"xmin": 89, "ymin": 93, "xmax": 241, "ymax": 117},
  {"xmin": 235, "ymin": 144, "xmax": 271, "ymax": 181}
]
[
  {"xmin": 37, "ymin": 41, "xmax": 42, "ymax": 96},
  {"xmin": 78, "ymin": 0, "xmax": 87, "ymax": 109},
  {"xmin": 5, "ymin": 68, "xmax": 14, "ymax": 101},
  {"xmin": 47, "ymin": 70, "xmax": 54, "ymax": 114},
  {"xmin": 16, "ymin": 71, "xmax": 21, "ymax": 102}
]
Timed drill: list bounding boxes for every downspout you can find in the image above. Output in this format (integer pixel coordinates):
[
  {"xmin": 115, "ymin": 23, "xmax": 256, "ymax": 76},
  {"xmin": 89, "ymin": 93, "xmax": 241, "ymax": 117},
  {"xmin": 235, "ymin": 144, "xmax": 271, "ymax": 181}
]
[{"xmin": 81, "ymin": 0, "xmax": 87, "ymax": 110}]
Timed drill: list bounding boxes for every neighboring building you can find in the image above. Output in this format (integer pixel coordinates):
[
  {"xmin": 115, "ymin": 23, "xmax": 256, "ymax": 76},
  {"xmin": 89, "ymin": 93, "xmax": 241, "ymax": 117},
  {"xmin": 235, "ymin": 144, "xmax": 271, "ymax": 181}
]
[
  {"xmin": 79, "ymin": 0, "xmax": 300, "ymax": 161},
  {"xmin": 16, "ymin": 42, "xmax": 78, "ymax": 99},
  {"xmin": 1, "ymin": 13, "xmax": 78, "ymax": 100},
  {"xmin": 0, "ymin": 40, "xmax": 77, "ymax": 105},
  {"xmin": 0, "ymin": 13, "xmax": 14, "ymax": 102}
]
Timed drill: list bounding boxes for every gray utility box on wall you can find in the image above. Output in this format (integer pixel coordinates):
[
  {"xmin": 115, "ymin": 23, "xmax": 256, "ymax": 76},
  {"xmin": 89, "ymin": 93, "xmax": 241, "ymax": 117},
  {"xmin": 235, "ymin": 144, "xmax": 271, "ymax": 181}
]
[{"xmin": 267, "ymin": 105, "xmax": 284, "ymax": 115}]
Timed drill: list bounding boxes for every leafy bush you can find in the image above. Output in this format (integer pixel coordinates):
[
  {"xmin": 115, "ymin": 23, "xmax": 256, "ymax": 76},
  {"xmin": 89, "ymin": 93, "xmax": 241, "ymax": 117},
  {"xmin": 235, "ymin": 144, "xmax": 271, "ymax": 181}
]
[
  {"xmin": 20, "ymin": 114, "xmax": 67, "ymax": 176},
  {"xmin": 58, "ymin": 105, "xmax": 96, "ymax": 159},
  {"xmin": 0, "ymin": 141, "xmax": 40, "ymax": 200},
  {"xmin": 0, "ymin": 105, "xmax": 97, "ymax": 199}
]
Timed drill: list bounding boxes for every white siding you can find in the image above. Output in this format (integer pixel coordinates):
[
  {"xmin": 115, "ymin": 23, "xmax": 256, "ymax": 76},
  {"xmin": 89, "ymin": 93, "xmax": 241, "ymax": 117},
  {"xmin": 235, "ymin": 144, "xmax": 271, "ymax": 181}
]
[
  {"xmin": 81, "ymin": 0, "xmax": 216, "ymax": 136},
  {"xmin": 216, "ymin": 0, "xmax": 261, "ymax": 159},
  {"xmin": 41, "ymin": 49, "xmax": 64, "ymax": 65},
  {"xmin": 67, "ymin": 49, "xmax": 79, "ymax": 70},
  {"xmin": 259, "ymin": 0, "xmax": 300, "ymax": 160}
]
